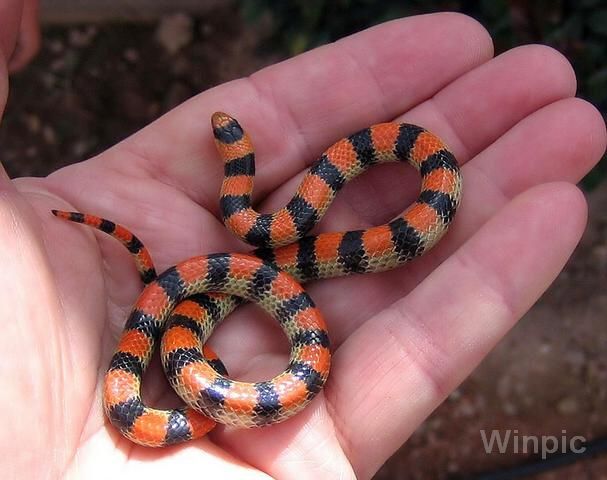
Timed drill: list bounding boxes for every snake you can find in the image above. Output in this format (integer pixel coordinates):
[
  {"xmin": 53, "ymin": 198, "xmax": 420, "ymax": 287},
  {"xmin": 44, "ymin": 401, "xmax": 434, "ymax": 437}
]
[{"xmin": 53, "ymin": 112, "xmax": 462, "ymax": 447}]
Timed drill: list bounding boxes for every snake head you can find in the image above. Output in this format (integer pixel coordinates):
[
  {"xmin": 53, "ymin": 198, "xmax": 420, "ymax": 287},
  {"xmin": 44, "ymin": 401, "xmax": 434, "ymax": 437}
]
[{"xmin": 211, "ymin": 112, "xmax": 246, "ymax": 147}]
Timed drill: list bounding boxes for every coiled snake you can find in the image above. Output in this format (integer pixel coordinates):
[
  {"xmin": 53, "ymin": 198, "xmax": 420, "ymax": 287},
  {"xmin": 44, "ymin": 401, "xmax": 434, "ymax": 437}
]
[{"xmin": 53, "ymin": 113, "xmax": 462, "ymax": 447}]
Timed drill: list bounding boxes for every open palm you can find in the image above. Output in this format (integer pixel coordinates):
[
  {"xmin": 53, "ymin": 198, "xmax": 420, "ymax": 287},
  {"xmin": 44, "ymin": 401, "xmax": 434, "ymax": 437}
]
[{"xmin": 1, "ymin": 13, "xmax": 605, "ymax": 480}]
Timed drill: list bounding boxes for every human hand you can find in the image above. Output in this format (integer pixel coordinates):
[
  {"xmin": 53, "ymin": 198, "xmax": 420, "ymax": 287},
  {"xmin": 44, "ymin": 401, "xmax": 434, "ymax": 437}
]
[{"xmin": 1, "ymin": 12, "xmax": 605, "ymax": 480}]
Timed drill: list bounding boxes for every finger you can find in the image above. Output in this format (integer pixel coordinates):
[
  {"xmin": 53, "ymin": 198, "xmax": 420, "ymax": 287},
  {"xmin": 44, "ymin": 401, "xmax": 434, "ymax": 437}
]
[
  {"xmin": 326, "ymin": 182, "xmax": 587, "ymax": 478},
  {"xmin": 0, "ymin": 182, "xmax": 75, "ymax": 475},
  {"xmin": 469, "ymin": 97, "xmax": 607, "ymax": 193},
  {"xmin": 404, "ymin": 44, "xmax": 576, "ymax": 159},
  {"xmin": 48, "ymin": 13, "xmax": 493, "ymax": 212}
]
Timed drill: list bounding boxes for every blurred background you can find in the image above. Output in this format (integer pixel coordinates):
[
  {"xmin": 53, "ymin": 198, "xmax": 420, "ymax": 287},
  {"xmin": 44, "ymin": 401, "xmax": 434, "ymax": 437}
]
[{"xmin": 3, "ymin": 1, "xmax": 606, "ymax": 478}]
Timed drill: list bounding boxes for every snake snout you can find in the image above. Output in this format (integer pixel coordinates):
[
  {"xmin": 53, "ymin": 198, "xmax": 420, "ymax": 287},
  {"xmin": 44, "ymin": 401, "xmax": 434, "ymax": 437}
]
[{"xmin": 211, "ymin": 111, "xmax": 233, "ymax": 126}]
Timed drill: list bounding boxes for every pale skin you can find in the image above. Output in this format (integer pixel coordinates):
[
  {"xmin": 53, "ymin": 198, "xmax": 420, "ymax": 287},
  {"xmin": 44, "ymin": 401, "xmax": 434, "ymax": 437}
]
[{"xmin": 0, "ymin": 6, "xmax": 605, "ymax": 480}]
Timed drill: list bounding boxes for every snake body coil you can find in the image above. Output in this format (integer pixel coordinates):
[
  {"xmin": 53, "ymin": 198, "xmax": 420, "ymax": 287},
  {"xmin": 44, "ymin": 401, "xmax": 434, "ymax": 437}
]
[{"xmin": 53, "ymin": 113, "xmax": 462, "ymax": 447}]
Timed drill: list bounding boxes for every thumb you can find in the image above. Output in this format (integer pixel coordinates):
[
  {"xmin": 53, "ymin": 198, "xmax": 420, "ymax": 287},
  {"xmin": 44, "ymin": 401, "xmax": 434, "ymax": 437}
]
[{"xmin": 0, "ymin": 185, "xmax": 68, "ymax": 478}]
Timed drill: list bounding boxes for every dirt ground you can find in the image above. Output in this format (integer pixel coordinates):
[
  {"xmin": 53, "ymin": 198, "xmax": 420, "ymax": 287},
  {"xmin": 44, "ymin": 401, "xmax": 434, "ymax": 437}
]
[{"xmin": 1, "ymin": 9, "xmax": 605, "ymax": 479}]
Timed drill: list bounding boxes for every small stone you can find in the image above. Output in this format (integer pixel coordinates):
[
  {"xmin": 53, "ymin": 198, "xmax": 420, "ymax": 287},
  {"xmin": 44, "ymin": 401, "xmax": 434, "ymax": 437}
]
[
  {"xmin": 497, "ymin": 375, "xmax": 512, "ymax": 398},
  {"xmin": 448, "ymin": 389, "xmax": 462, "ymax": 401},
  {"xmin": 72, "ymin": 140, "xmax": 89, "ymax": 158},
  {"xmin": 458, "ymin": 398, "xmax": 476, "ymax": 418},
  {"xmin": 42, "ymin": 126, "xmax": 57, "ymax": 145},
  {"xmin": 557, "ymin": 397, "xmax": 579, "ymax": 415},
  {"xmin": 123, "ymin": 48, "xmax": 139, "ymax": 63},
  {"xmin": 503, "ymin": 402, "xmax": 518, "ymax": 416},
  {"xmin": 200, "ymin": 22, "xmax": 214, "ymax": 36},
  {"xmin": 428, "ymin": 417, "xmax": 442, "ymax": 430},
  {"xmin": 25, "ymin": 146, "xmax": 38, "ymax": 157},
  {"xmin": 48, "ymin": 39, "xmax": 64, "ymax": 54},
  {"xmin": 50, "ymin": 58, "xmax": 66, "ymax": 72},
  {"xmin": 592, "ymin": 244, "xmax": 607, "ymax": 262},
  {"xmin": 23, "ymin": 113, "xmax": 41, "ymax": 133},
  {"xmin": 156, "ymin": 13, "xmax": 193, "ymax": 55},
  {"xmin": 40, "ymin": 72, "xmax": 57, "ymax": 90},
  {"xmin": 69, "ymin": 26, "xmax": 97, "ymax": 47},
  {"xmin": 539, "ymin": 342, "xmax": 552, "ymax": 354},
  {"xmin": 564, "ymin": 350, "xmax": 586, "ymax": 370}
]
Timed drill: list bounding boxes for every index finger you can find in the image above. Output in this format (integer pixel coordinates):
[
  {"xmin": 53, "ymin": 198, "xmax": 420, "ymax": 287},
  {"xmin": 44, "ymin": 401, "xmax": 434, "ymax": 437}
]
[{"xmin": 104, "ymin": 13, "xmax": 493, "ymax": 210}]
